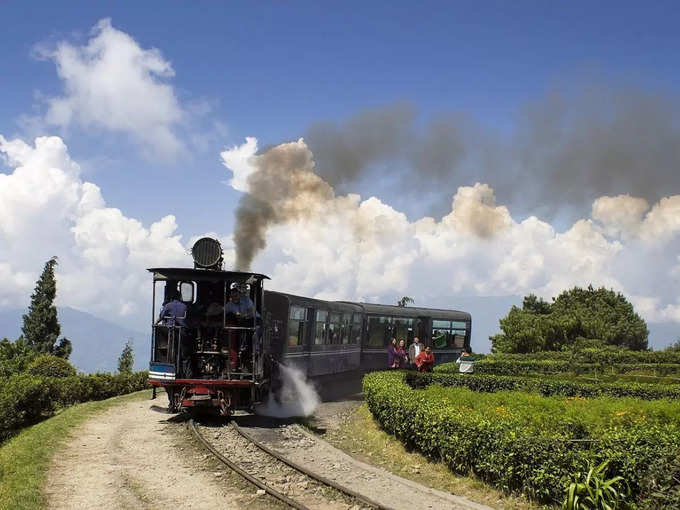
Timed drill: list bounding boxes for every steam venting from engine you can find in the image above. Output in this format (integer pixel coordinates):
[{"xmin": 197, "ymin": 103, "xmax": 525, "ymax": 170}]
[
  {"xmin": 255, "ymin": 364, "xmax": 320, "ymax": 417},
  {"xmin": 191, "ymin": 237, "xmax": 223, "ymax": 270}
]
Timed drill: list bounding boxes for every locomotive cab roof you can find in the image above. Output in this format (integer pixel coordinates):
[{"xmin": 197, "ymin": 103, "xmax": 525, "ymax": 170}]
[{"xmin": 147, "ymin": 267, "xmax": 270, "ymax": 283}]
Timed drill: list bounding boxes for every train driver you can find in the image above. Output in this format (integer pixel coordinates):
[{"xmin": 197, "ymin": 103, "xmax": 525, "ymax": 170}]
[
  {"xmin": 157, "ymin": 290, "xmax": 187, "ymax": 327},
  {"xmin": 225, "ymin": 285, "xmax": 255, "ymax": 318}
]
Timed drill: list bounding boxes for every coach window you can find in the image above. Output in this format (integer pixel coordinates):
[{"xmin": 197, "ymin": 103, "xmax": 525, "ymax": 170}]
[
  {"xmin": 328, "ymin": 313, "xmax": 342, "ymax": 344},
  {"xmin": 367, "ymin": 316, "xmax": 391, "ymax": 346},
  {"xmin": 315, "ymin": 310, "xmax": 328, "ymax": 345},
  {"xmin": 339, "ymin": 313, "xmax": 351, "ymax": 344},
  {"xmin": 452, "ymin": 320, "xmax": 467, "ymax": 348},
  {"xmin": 432, "ymin": 320, "xmax": 451, "ymax": 349},
  {"xmin": 351, "ymin": 314, "xmax": 362, "ymax": 344},
  {"xmin": 393, "ymin": 317, "xmax": 413, "ymax": 343},
  {"xmin": 288, "ymin": 306, "xmax": 307, "ymax": 346}
]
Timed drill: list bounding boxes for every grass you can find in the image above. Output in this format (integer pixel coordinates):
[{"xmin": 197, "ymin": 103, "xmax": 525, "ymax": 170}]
[
  {"xmin": 0, "ymin": 389, "xmax": 152, "ymax": 510},
  {"xmin": 324, "ymin": 403, "xmax": 545, "ymax": 510}
]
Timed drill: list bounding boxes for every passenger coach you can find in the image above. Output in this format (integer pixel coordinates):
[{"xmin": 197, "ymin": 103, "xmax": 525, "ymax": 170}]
[{"xmin": 148, "ymin": 238, "xmax": 471, "ymax": 414}]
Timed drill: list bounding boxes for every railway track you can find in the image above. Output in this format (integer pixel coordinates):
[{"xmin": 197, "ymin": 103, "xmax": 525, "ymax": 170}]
[{"xmin": 189, "ymin": 418, "xmax": 388, "ymax": 510}]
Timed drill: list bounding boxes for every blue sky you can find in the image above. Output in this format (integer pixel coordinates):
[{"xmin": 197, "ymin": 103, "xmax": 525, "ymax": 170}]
[
  {"xmin": 2, "ymin": 1, "xmax": 680, "ymax": 348},
  {"xmin": 3, "ymin": 1, "xmax": 680, "ymax": 235}
]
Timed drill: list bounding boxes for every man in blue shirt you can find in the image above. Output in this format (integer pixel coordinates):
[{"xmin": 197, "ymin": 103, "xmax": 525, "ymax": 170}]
[
  {"xmin": 157, "ymin": 291, "xmax": 191, "ymax": 376},
  {"xmin": 225, "ymin": 286, "xmax": 255, "ymax": 318},
  {"xmin": 158, "ymin": 292, "xmax": 187, "ymax": 326}
]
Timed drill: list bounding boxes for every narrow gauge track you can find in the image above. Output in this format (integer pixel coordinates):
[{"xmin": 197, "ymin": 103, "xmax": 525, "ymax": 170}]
[{"xmin": 189, "ymin": 419, "xmax": 388, "ymax": 510}]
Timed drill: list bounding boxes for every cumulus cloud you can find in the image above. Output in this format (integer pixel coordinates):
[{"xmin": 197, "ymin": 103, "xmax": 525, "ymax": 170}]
[
  {"xmin": 0, "ymin": 134, "xmax": 190, "ymax": 324},
  {"xmin": 35, "ymin": 18, "xmax": 185, "ymax": 156},
  {"xmin": 222, "ymin": 137, "xmax": 680, "ymax": 329}
]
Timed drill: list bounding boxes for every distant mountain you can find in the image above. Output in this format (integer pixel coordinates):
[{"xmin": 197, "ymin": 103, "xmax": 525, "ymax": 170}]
[{"xmin": 0, "ymin": 307, "xmax": 148, "ymax": 373}]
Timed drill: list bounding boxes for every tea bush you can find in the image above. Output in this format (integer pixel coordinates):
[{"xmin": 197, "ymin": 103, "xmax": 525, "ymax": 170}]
[
  {"xmin": 405, "ymin": 371, "xmax": 680, "ymax": 400},
  {"xmin": 363, "ymin": 370, "xmax": 680, "ymax": 504},
  {"xmin": 436, "ymin": 359, "xmax": 680, "ymax": 377},
  {"xmin": 0, "ymin": 371, "xmax": 148, "ymax": 442},
  {"xmin": 491, "ymin": 349, "xmax": 680, "ymax": 364}
]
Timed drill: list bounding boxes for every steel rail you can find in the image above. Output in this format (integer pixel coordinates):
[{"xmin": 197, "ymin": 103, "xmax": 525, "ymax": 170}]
[
  {"xmin": 189, "ymin": 419, "xmax": 309, "ymax": 510},
  {"xmin": 232, "ymin": 421, "xmax": 390, "ymax": 510}
]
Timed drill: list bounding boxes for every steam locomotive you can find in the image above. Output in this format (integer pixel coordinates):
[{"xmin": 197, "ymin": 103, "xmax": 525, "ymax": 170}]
[{"xmin": 148, "ymin": 238, "xmax": 471, "ymax": 415}]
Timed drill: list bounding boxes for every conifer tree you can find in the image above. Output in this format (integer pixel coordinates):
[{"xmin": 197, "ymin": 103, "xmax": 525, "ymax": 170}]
[
  {"xmin": 118, "ymin": 339, "xmax": 134, "ymax": 374},
  {"xmin": 21, "ymin": 257, "xmax": 72, "ymax": 359}
]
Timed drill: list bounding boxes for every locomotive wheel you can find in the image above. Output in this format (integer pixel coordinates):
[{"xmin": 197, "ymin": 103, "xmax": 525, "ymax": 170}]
[{"xmin": 166, "ymin": 387, "xmax": 184, "ymax": 413}]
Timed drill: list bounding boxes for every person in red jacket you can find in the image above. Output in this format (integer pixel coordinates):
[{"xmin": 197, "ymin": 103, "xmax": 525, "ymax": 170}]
[{"xmin": 415, "ymin": 346, "xmax": 435, "ymax": 372}]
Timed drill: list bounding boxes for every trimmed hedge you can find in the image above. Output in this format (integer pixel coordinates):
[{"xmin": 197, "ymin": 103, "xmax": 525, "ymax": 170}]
[
  {"xmin": 363, "ymin": 370, "xmax": 680, "ymax": 504},
  {"xmin": 436, "ymin": 359, "xmax": 680, "ymax": 377},
  {"xmin": 490, "ymin": 349, "xmax": 680, "ymax": 364},
  {"xmin": 0, "ymin": 371, "xmax": 148, "ymax": 442},
  {"xmin": 405, "ymin": 371, "xmax": 680, "ymax": 400}
]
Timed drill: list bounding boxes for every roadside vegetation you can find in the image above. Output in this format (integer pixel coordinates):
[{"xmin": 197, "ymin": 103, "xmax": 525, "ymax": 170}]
[
  {"xmin": 0, "ymin": 258, "xmax": 148, "ymax": 444},
  {"xmin": 363, "ymin": 286, "xmax": 680, "ymax": 508}
]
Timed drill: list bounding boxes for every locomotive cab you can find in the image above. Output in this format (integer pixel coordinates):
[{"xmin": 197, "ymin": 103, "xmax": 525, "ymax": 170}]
[{"xmin": 147, "ymin": 238, "xmax": 271, "ymax": 416}]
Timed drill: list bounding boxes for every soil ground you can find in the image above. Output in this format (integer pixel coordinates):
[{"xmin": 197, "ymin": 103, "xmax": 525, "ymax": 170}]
[{"xmin": 44, "ymin": 395, "xmax": 276, "ymax": 510}]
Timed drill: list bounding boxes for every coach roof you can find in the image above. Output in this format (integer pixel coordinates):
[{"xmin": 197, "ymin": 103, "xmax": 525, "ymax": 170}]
[{"xmin": 344, "ymin": 302, "xmax": 470, "ymax": 320}]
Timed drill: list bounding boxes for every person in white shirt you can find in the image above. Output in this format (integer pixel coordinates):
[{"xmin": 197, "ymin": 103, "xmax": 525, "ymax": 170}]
[{"xmin": 456, "ymin": 348, "xmax": 474, "ymax": 373}]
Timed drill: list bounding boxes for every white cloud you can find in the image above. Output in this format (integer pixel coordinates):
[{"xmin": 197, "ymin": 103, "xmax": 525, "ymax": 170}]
[
  {"xmin": 0, "ymin": 134, "xmax": 189, "ymax": 325},
  {"xmin": 592, "ymin": 194, "xmax": 649, "ymax": 238},
  {"xmin": 220, "ymin": 136, "xmax": 258, "ymax": 192},
  {"xmin": 37, "ymin": 18, "xmax": 185, "ymax": 156},
  {"xmin": 222, "ymin": 137, "xmax": 680, "ymax": 327}
]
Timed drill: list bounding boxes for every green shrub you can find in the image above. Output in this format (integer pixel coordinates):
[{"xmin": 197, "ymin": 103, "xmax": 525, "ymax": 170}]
[
  {"xmin": 0, "ymin": 371, "xmax": 148, "ymax": 442},
  {"xmin": 363, "ymin": 371, "xmax": 680, "ymax": 504},
  {"xmin": 0, "ymin": 339, "xmax": 36, "ymax": 378},
  {"xmin": 27, "ymin": 355, "xmax": 76, "ymax": 378},
  {"xmin": 490, "ymin": 348, "xmax": 680, "ymax": 365},
  {"xmin": 406, "ymin": 371, "xmax": 680, "ymax": 400},
  {"xmin": 436, "ymin": 359, "xmax": 680, "ymax": 377}
]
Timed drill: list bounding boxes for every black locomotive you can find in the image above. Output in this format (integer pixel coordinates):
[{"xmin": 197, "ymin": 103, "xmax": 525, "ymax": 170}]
[{"xmin": 148, "ymin": 238, "xmax": 471, "ymax": 415}]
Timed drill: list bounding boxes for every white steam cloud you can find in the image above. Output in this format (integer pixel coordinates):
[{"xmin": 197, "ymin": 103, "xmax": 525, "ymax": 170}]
[{"xmin": 256, "ymin": 364, "xmax": 320, "ymax": 418}]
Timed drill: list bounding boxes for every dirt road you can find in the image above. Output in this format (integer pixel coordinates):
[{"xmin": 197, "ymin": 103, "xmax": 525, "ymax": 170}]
[{"xmin": 45, "ymin": 397, "xmax": 264, "ymax": 510}]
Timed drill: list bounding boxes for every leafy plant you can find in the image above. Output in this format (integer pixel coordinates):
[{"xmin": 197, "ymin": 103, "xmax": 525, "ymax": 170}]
[
  {"xmin": 397, "ymin": 296, "xmax": 414, "ymax": 307},
  {"xmin": 563, "ymin": 460, "xmax": 629, "ymax": 510},
  {"xmin": 491, "ymin": 286, "xmax": 648, "ymax": 353}
]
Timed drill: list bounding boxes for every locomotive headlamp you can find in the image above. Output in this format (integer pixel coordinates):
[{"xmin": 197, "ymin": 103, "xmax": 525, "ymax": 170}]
[{"xmin": 191, "ymin": 237, "xmax": 223, "ymax": 269}]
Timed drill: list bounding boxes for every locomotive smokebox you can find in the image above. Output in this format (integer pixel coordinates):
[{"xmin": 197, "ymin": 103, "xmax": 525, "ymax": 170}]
[{"xmin": 191, "ymin": 237, "xmax": 223, "ymax": 270}]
